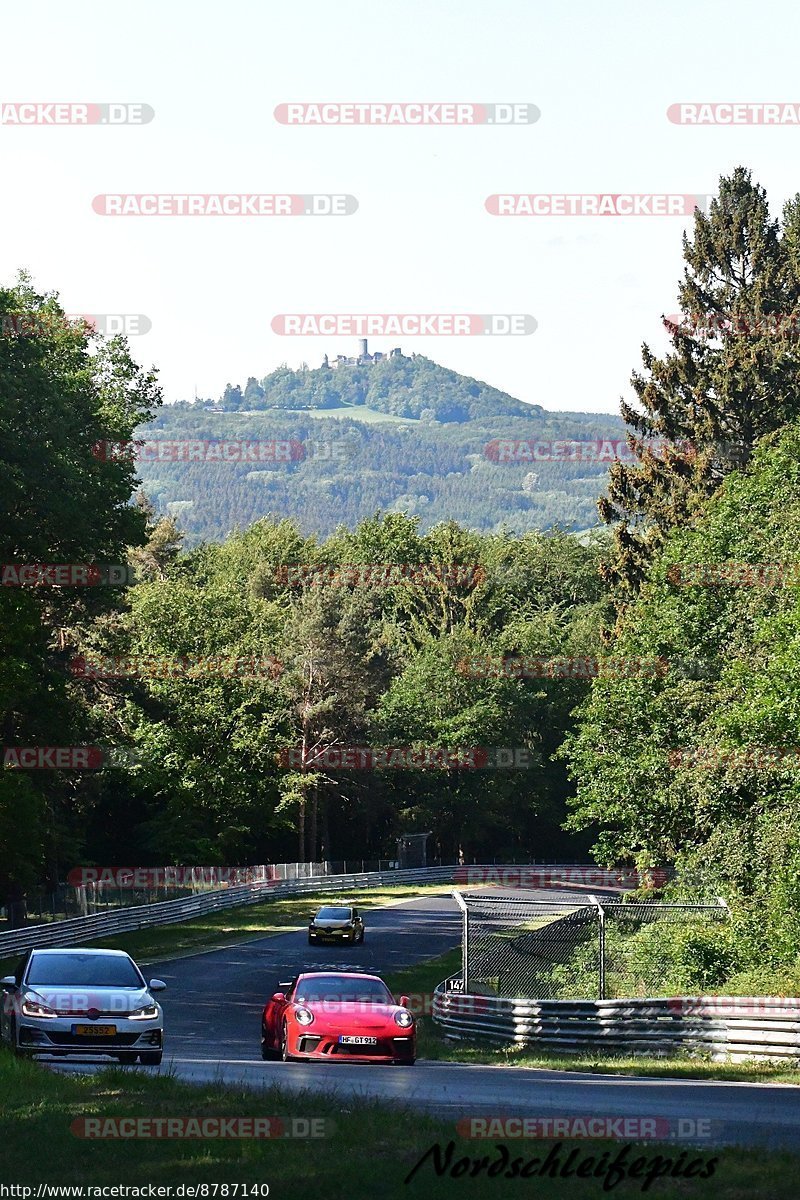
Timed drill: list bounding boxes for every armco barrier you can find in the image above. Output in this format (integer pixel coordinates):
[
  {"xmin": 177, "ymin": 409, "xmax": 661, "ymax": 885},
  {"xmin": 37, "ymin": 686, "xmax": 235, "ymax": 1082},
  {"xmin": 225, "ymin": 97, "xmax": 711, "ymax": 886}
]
[
  {"xmin": 0, "ymin": 863, "xmax": 637, "ymax": 959},
  {"xmin": 432, "ymin": 980, "xmax": 800, "ymax": 1062},
  {"xmin": 0, "ymin": 867, "xmax": 461, "ymax": 958}
]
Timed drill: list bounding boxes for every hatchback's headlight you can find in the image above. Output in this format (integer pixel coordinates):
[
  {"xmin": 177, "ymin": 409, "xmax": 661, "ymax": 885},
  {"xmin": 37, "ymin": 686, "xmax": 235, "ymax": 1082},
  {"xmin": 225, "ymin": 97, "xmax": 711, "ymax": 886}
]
[
  {"xmin": 295, "ymin": 1006, "xmax": 314, "ymax": 1026},
  {"xmin": 129, "ymin": 1002, "xmax": 159, "ymax": 1020},
  {"xmin": 394, "ymin": 1009, "xmax": 414, "ymax": 1028},
  {"xmin": 21, "ymin": 996, "xmax": 57, "ymax": 1019}
]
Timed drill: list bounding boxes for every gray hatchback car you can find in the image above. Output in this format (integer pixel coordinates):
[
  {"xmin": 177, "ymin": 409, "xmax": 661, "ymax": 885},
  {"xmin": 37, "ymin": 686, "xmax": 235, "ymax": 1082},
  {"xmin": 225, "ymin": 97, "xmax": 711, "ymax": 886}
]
[{"xmin": 0, "ymin": 947, "xmax": 165, "ymax": 1064}]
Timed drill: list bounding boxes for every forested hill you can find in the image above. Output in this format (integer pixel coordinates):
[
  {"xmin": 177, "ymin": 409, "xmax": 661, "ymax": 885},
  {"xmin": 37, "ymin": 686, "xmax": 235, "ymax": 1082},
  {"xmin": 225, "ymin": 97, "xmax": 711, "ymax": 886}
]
[
  {"xmin": 133, "ymin": 354, "xmax": 626, "ymax": 544},
  {"xmin": 219, "ymin": 353, "xmax": 542, "ymax": 423}
]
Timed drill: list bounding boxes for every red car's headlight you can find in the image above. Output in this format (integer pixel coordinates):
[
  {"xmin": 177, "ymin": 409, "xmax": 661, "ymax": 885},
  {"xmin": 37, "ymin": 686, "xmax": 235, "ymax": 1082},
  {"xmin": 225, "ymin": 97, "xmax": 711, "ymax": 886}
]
[
  {"xmin": 394, "ymin": 1009, "xmax": 414, "ymax": 1028},
  {"xmin": 295, "ymin": 1006, "xmax": 314, "ymax": 1026}
]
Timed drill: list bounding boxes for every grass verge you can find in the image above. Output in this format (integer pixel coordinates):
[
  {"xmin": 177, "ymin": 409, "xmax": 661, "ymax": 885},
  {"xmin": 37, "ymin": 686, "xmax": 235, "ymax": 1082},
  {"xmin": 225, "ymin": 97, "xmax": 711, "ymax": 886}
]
[
  {"xmin": 383, "ymin": 951, "xmax": 800, "ymax": 1086},
  {"xmin": 0, "ymin": 1051, "xmax": 798, "ymax": 1195}
]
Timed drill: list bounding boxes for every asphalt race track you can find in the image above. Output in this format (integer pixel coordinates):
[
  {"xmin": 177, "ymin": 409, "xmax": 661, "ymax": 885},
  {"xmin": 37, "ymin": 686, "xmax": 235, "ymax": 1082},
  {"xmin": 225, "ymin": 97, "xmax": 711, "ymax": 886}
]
[{"xmin": 45, "ymin": 890, "xmax": 800, "ymax": 1152}]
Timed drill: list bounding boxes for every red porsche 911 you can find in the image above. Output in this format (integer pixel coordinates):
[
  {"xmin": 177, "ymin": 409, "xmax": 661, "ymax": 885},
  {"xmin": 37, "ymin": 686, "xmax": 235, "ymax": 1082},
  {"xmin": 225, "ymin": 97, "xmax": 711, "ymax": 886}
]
[{"xmin": 261, "ymin": 971, "xmax": 416, "ymax": 1065}]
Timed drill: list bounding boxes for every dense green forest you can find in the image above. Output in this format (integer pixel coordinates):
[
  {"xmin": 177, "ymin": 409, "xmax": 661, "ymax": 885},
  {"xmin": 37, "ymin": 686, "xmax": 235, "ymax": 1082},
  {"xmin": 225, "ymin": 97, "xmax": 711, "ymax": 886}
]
[
  {"xmin": 6, "ymin": 168, "xmax": 800, "ymax": 994},
  {"xmin": 137, "ymin": 401, "xmax": 628, "ymax": 544}
]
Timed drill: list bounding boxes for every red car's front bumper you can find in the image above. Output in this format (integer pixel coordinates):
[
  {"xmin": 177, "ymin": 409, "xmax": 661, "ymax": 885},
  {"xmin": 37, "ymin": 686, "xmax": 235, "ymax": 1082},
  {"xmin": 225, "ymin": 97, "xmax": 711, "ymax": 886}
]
[{"xmin": 289, "ymin": 1027, "xmax": 415, "ymax": 1063}]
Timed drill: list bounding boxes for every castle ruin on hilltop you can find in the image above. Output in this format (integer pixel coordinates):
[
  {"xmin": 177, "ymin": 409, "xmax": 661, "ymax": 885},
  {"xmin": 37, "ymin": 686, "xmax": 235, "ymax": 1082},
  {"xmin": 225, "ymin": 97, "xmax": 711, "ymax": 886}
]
[{"xmin": 322, "ymin": 339, "xmax": 404, "ymax": 369}]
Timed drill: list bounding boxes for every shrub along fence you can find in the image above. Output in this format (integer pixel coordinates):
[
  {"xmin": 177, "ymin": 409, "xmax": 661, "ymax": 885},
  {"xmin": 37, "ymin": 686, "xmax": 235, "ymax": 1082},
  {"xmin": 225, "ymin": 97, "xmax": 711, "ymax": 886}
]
[{"xmin": 452, "ymin": 890, "xmax": 729, "ymax": 1000}]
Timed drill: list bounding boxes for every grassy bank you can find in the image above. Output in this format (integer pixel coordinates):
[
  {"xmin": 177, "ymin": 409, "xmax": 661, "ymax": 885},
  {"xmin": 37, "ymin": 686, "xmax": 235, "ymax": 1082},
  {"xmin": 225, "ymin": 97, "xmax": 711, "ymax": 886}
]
[
  {"xmin": 0, "ymin": 1052, "xmax": 798, "ymax": 1195},
  {"xmin": 383, "ymin": 952, "xmax": 800, "ymax": 1086}
]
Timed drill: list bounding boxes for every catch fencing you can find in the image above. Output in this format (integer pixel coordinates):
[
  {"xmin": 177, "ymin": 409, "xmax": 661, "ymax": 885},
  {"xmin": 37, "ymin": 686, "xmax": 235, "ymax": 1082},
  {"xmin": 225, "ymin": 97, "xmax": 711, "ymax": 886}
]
[{"xmin": 453, "ymin": 891, "xmax": 729, "ymax": 1000}]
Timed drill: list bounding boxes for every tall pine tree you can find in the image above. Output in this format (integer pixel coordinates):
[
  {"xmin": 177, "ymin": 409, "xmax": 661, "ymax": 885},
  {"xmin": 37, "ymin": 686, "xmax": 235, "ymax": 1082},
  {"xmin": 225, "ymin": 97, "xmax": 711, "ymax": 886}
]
[{"xmin": 600, "ymin": 168, "xmax": 800, "ymax": 598}]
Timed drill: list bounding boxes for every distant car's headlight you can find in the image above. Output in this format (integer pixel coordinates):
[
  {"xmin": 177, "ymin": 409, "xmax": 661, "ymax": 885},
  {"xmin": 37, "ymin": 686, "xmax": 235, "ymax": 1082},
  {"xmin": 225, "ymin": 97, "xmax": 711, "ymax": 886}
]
[
  {"xmin": 21, "ymin": 996, "xmax": 57, "ymax": 1019},
  {"xmin": 394, "ymin": 1009, "xmax": 414, "ymax": 1028},
  {"xmin": 129, "ymin": 1002, "xmax": 159, "ymax": 1020},
  {"xmin": 295, "ymin": 1007, "xmax": 314, "ymax": 1026}
]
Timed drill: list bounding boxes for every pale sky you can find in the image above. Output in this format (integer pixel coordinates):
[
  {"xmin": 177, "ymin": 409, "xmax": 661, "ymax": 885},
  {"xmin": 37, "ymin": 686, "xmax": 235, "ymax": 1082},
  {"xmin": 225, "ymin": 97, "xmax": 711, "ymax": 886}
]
[{"xmin": 2, "ymin": 0, "xmax": 799, "ymax": 412}]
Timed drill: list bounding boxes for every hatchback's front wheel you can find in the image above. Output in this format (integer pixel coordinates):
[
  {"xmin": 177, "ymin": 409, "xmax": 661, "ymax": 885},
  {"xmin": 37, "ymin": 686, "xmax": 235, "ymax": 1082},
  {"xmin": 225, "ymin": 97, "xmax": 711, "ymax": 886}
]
[{"xmin": 9, "ymin": 1018, "xmax": 27, "ymax": 1059}]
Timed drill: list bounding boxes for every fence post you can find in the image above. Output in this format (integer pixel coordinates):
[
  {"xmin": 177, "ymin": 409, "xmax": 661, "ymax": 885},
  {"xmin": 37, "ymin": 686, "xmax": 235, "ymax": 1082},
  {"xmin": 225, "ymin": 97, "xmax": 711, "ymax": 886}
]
[
  {"xmin": 453, "ymin": 890, "xmax": 468, "ymax": 990},
  {"xmin": 589, "ymin": 895, "xmax": 605, "ymax": 1000}
]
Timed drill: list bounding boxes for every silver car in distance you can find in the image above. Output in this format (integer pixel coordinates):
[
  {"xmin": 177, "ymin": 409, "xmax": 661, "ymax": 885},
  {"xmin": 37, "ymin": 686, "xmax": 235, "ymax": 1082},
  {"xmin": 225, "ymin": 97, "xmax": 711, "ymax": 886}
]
[{"xmin": 0, "ymin": 947, "xmax": 165, "ymax": 1064}]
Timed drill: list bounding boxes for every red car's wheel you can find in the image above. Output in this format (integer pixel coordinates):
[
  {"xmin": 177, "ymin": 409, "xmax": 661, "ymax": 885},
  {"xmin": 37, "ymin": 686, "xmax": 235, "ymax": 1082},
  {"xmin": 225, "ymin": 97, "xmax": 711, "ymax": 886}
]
[
  {"xmin": 280, "ymin": 1019, "xmax": 294, "ymax": 1062},
  {"xmin": 261, "ymin": 1024, "xmax": 279, "ymax": 1061}
]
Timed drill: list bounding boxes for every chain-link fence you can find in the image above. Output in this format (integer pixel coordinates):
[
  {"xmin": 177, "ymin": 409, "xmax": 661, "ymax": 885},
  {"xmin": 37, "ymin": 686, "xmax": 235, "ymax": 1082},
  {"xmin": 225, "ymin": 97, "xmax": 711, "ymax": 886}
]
[{"xmin": 454, "ymin": 891, "xmax": 729, "ymax": 1000}]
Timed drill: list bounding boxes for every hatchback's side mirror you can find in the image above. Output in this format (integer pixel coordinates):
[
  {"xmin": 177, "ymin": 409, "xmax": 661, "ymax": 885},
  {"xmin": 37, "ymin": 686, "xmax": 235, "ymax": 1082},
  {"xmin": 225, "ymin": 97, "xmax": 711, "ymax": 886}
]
[
  {"xmin": 148, "ymin": 979, "xmax": 167, "ymax": 992},
  {"xmin": 0, "ymin": 976, "xmax": 15, "ymax": 988}
]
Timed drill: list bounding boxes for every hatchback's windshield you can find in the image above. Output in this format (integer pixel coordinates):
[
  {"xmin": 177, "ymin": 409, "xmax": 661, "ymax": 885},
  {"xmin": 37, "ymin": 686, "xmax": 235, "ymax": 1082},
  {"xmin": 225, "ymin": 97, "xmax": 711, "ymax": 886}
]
[
  {"xmin": 295, "ymin": 976, "xmax": 391, "ymax": 1004},
  {"xmin": 27, "ymin": 954, "xmax": 144, "ymax": 988},
  {"xmin": 315, "ymin": 907, "xmax": 352, "ymax": 921}
]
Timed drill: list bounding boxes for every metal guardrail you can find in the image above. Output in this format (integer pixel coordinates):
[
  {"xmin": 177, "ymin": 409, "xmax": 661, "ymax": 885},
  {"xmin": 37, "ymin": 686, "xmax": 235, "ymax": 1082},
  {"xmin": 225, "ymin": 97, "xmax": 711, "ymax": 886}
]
[
  {"xmin": 432, "ymin": 979, "xmax": 800, "ymax": 1061},
  {"xmin": 0, "ymin": 865, "xmax": 472, "ymax": 958}
]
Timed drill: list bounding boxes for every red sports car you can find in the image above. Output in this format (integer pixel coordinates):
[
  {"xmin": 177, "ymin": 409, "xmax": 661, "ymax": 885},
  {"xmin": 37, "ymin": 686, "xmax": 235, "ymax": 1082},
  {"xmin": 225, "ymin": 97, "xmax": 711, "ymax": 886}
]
[{"xmin": 261, "ymin": 971, "xmax": 416, "ymax": 1065}]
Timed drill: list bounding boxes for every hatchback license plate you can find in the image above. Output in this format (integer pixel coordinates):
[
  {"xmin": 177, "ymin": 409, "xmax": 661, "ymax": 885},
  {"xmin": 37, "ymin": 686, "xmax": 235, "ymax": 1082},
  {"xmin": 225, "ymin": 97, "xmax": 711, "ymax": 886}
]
[
  {"xmin": 72, "ymin": 1024, "xmax": 116, "ymax": 1036},
  {"xmin": 339, "ymin": 1035, "xmax": 377, "ymax": 1045}
]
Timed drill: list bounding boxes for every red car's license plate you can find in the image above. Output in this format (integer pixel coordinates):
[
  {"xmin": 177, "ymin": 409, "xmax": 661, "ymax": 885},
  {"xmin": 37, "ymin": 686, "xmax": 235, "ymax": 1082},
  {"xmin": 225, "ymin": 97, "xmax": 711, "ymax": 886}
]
[{"xmin": 339, "ymin": 1035, "xmax": 377, "ymax": 1045}]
